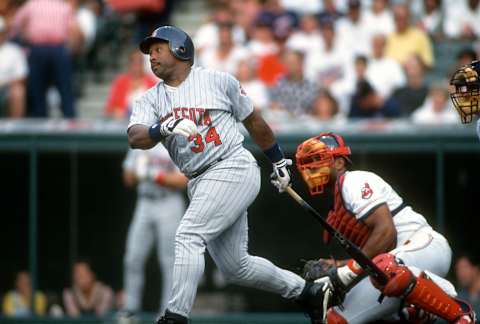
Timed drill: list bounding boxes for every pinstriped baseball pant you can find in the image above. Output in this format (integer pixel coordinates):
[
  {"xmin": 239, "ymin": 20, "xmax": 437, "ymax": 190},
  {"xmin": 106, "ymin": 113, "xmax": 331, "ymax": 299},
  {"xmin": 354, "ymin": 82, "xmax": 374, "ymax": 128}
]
[{"xmin": 167, "ymin": 150, "xmax": 305, "ymax": 317}]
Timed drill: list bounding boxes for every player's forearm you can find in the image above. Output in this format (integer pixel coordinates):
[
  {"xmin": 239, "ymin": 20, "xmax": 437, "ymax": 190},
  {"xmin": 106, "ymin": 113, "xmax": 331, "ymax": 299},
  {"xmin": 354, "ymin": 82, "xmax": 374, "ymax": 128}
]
[
  {"xmin": 242, "ymin": 110, "xmax": 277, "ymax": 150},
  {"xmin": 128, "ymin": 125, "xmax": 157, "ymax": 149}
]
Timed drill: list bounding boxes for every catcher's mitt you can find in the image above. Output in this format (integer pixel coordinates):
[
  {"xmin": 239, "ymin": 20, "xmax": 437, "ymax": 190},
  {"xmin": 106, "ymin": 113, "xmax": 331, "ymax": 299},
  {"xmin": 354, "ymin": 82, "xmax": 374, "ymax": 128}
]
[{"xmin": 302, "ymin": 259, "xmax": 336, "ymax": 282}]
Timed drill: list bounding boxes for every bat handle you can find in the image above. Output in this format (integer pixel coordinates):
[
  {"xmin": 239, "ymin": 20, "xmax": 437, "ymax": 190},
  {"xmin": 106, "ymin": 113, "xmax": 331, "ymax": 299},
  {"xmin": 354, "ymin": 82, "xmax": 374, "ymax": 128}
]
[{"xmin": 285, "ymin": 186, "xmax": 304, "ymax": 204}]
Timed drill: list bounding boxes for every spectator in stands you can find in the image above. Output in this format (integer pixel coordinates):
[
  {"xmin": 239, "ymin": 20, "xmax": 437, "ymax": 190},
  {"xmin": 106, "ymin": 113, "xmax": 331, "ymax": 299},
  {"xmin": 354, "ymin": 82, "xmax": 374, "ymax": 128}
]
[
  {"xmin": 285, "ymin": 14, "xmax": 322, "ymax": 54},
  {"xmin": 194, "ymin": 4, "xmax": 245, "ymax": 55},
  {"xmin": 362, "ymin": 0, "xmax": 394, "ymax": 38},
  {"xmin": 455, "ymin": 255, "xmax": 480, "ymax": 316},
  {"xmin": 269, "ymin": 49, "xmax": 318, "ymax": 116},
  {"xmin": 385, "ymin": 3, "xmax": 434, "ymax": 68},
  {"xmin": 443, "ymin": 0, "xmax": 480, "ymax": 39},
  {"xmin": 236, "ymin": 59, "xmax": 269, "ymax": 111},
  {"xmin": 389, "ymin": 54, "xmax": 429, "ymax": 116},
  {"xmin": 336, "ymin": 0, "xmax": 370, "ymax": 57},
  {"xmin": 316, "ymin": 0, "xmax": 343, "ymax": 26},
  {"xmin": 456, "ymin": 47, "xmax": 478, "ymax": 69},
  {"xmin": 199, "ymin": 21, "xmax": 249, "ymax": 75},
  {"xmin": 255, "ymin": 0, "xmax": 298, "ymax": 41},
  {"xmin": 105, "ymin": 49, "xmax": 157, "ymax": 120},
  {"xmin": 348, "ymin": 79, "xmax": 400, "ymax": 119},
  {"xmin": 230, "ymin": 0, "xmax": 262, "ymax": 37},
  {"xmin": 63, "ymin": 260, "xmax": 114, "ymax": 317},
  {"xmin": 2, "ymin": 271, "xmax": 47, "ymax": 317},
  {"xmin": 304, "ymin": 18, "xmax": 351, "ymax": 89},
  {"xmin": 411, "ymin": 81, "xmax": 458, "ymax": 124},
  {"xmin": 247, "ymin": 15, "xmax": 279, "ymax": 58},
  {"xmin": 12, "ymin": 0, "xmax": 78, "ymax": 118},
  {"xmin": 365, "ymin": 33, "xmax": 405, "ymax": 100},
  {"xmin": 415, "ymin": 0, "xmax": 444, "ymax": 40},
  {"xmin": 0, "ymin": 15, "xmax": 27, "ymax": 118},
  {"xmin": 310, "ymin": 89, "xmax": 342, "ymax": 122}
]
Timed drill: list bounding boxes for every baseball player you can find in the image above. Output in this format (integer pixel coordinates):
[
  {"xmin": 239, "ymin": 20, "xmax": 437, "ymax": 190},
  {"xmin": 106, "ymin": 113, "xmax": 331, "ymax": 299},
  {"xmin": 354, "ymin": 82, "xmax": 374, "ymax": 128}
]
[
  {"xmin": 449, "ymin": 60, "xmax": 480, "ymax": 140},
  {"xmin": 121, "ymin": 145, "xmax": 187, "ymax": 318},
  {"xmin": 295, "ymin": 132, "xmax": 476, "ymax": 323},
  {"xmin": 127, "ymin": 25, "xmax": 333, "ymax": 324}
]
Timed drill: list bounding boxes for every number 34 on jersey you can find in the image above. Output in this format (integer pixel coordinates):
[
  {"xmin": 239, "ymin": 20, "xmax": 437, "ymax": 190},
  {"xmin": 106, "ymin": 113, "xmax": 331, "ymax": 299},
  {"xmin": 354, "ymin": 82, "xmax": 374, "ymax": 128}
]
[{"xmin": 172, "ymin": 107, "xmax": 223, "ymax": 153}]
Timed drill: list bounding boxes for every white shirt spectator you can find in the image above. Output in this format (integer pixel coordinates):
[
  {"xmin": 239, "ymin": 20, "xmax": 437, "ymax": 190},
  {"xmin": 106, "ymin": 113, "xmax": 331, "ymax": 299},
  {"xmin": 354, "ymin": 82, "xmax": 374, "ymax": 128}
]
[
  {"xmin": 280, "ymin": 0, "xmax": 321, "ymax": 15},
  {"xmin": 362, "ymin": 8, "xmax": 394, "ymax": 38},
  {"xmin": 443, "ymin": 0, "xmax": 480, "ymax": 38},
  {"xmin": 194, "ymin": 23, "xmax": 246, "ymax": 52},
  {"xmin": 246, "ymin": 39, "xmax": 279, "ymax": 57},
  {"xmin": 241, "ymin": 80, "xmax": 269, "ymax": 111},
  {"xmin": 286, "ymin": 30, "xmax": 323, "ymax": 53},
  {"xmin": 198, "ymin": 46, "xmax": 250, "ymax": 75},
  {"xmin": 0, "ymin": 42, "xmax": 28, "ymax": 88},
  {"xmin": 365, "ymin": 57, "xmax": 405, "ymax": 98},
  {"xmin": 304, "ymin": 40, "xmax": 352, "ymax": 86},
  {"xmin": 336, "ymin": 15, "xmax": 371, "ymax": 56},
  {"xmin": 411, "ymin": 99, "xmax": 458, "ymax": 124},
  {"xmin": 76, "ymin": 6, "xmax": 96, "ymax": 52}
]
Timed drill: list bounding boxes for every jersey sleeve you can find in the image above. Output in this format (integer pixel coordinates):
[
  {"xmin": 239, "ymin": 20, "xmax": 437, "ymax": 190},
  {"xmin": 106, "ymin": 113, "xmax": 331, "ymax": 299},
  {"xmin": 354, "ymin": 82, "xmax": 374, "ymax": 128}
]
[
  {"xmin": 342, "ymin": 172, "xmax": 387, "ymax": 219},
  {"xmin": 127, "ymin": 90, "xmax": 158, "ymax": 129},
  {"xmin": 225, "ymin": 74, "xmax": 254, "ymax": 121}
]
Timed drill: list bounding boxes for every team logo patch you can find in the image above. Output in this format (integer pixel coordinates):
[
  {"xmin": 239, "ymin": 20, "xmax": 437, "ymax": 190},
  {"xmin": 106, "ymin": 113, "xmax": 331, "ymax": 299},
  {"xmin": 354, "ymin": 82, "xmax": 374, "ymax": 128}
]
[{"xmin": 361, "ymin": 183, "xmax": 373, "ymax": 199}]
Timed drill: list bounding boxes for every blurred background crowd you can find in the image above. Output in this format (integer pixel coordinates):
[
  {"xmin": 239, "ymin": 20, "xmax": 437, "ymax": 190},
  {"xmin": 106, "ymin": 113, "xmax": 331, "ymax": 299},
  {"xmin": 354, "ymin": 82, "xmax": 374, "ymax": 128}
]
[
  {"xmin": 1, "ymin": 0, "xmax": 480, "ymax": 320},
  {"xmin": 0, "ymin": 0, "xmax": 479, "ymax": 124}
]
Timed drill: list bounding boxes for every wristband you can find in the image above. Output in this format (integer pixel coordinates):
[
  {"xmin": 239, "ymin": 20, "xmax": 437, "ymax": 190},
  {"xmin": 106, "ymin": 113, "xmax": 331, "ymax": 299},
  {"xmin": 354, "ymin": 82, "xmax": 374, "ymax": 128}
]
[
  {"xmin": 154, "ymin": 172, "xmax": 167, "ymax": 185},
  {"xmin": 346, "ymin": 259, "xmax": 364, "ymax": 275},
  {"xmin": 148, "ymin": 123, "xmax": 163, "ymax": 142},
  {"xmin": 263, "ymin": 142, "xmax": 284, "ymax": 163}
]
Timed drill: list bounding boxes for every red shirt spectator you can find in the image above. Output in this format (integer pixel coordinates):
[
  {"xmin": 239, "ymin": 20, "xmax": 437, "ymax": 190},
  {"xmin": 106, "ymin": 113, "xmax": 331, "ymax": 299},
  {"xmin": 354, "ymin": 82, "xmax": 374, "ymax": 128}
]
[{"xmin": 105, "ymin": 50, "xmax": 157, "ymax": 119}]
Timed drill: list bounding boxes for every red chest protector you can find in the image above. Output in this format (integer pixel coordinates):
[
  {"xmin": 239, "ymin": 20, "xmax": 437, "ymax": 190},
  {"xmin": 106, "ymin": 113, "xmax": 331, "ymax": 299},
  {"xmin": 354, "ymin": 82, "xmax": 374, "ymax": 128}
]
[{"xmin": 323, "ymin": 174, "xmax": 371, "ymax": 248}]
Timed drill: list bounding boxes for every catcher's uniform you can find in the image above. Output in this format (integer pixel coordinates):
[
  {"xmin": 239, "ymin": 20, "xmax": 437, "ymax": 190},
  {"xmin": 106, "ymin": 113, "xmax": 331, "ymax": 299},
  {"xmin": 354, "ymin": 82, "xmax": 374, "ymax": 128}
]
[{"xmin": 326, "ymin": 170, "xmax": 456, "ymax": 323}]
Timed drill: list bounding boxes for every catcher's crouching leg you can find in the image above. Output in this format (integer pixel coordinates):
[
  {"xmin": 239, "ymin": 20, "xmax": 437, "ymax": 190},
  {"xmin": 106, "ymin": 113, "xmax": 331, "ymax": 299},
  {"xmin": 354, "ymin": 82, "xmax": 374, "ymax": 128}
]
[{"xmin": 370, "ymin": 253, "xmax": 476, "ymax": 324}]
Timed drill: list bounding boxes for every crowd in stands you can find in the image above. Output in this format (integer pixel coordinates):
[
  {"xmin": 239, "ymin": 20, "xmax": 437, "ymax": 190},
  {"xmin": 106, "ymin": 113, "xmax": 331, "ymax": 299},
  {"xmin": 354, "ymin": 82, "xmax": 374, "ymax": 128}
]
[
  {"xmin": 0, "ymin": 0, "xmax": 478, "ymax": 124},
  {"xmin": 175, "ymin": 0, "xmax": 478, "ymax": 125}
]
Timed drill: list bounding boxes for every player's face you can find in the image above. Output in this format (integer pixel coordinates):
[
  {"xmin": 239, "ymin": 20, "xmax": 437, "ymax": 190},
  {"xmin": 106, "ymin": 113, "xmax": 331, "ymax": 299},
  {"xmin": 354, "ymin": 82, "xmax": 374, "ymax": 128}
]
[{"xmin": 149, "ymin": 42, "xmax": 177, "ymax": 79}]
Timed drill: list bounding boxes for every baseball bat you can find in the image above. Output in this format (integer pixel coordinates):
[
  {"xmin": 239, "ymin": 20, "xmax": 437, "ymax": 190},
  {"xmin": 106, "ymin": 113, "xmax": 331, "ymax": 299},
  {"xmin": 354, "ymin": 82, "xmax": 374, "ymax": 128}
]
[{"xmin": 285, "ymin": 186, "xmax": 388, "ymax": 286}]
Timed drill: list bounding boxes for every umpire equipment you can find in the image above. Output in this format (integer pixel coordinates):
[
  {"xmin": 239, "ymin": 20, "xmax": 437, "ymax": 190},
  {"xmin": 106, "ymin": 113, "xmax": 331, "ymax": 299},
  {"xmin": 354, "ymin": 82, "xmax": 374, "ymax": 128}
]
[{"xmin": 140, "ymin": 25, "xmax": 194, "ymax": 65}]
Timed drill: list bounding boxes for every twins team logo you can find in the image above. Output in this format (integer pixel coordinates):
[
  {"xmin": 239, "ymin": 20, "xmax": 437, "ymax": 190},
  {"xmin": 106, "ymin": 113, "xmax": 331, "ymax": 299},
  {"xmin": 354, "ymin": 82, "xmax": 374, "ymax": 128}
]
[{"xmin": 361, "ymin": 183, "xmax": 373, "ymax": 199}]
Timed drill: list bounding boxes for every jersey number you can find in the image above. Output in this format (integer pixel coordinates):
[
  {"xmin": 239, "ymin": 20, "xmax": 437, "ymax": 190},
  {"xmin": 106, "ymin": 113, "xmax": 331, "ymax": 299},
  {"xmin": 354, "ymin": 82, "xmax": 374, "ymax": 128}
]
[{"xmin": 190, "ymin": 127, "xmax": 222, "ymax": 153}]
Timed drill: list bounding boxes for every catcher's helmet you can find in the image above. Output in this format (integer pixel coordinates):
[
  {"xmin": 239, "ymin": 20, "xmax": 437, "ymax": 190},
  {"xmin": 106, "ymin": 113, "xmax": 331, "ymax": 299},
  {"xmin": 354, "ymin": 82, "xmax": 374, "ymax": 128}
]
[
  {"xmin": 449, "ymin": 60, "xmax": 480, "ymax": 123},
  {"xmin": 140, "ymin": 25, "xmax": 194, "ymax": 65},
  {"xmin": 296, "ymin": 133, "xmax": 351, "ymax": 195}
]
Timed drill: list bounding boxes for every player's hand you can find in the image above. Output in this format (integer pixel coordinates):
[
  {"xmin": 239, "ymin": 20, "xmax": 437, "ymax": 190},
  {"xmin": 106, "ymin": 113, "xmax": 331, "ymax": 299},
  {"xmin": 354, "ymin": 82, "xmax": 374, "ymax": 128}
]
[
  {"xmin": 270, "ymin": 158, "xmax": 292, "ymax": 192},
  {"xmin": 159, "ymin": 116, "xmax": 198, "ymax": 138}
]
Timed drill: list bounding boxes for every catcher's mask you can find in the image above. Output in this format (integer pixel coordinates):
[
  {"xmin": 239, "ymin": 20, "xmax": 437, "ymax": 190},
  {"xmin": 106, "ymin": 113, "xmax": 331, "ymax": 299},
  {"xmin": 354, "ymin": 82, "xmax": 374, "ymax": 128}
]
[
  {"xmin": 449, "ymin": 60, "xmax": 480, "ymax": 123},
  {"xmin": 296, "ymin": 132, "xmax": 351, "ymax": 195}
]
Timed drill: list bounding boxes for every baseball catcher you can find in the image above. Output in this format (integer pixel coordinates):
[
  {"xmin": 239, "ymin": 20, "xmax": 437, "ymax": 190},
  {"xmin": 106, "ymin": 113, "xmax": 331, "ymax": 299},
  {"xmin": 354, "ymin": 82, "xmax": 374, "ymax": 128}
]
[{"xmin": 296, "ymin": 133, "xmax": 476, "ymax": 323}]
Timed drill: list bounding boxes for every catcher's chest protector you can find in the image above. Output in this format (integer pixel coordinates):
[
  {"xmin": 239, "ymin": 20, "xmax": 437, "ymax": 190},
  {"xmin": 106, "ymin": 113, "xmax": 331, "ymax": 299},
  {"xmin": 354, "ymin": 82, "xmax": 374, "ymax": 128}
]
[{"xmin": 323, "ymin": 174, "xmax": 371, "ymax": 247}]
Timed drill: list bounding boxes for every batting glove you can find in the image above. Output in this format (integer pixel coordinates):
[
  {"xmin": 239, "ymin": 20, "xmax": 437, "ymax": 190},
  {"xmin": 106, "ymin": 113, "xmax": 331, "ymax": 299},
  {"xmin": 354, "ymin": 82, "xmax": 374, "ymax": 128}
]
[
  {"xmin": 270, "ymin": 158, "xmax": 292, "ymax": 192},
  {"xmin": 159, "ymin": 116, "xmax": 198, "ymax": 138}
]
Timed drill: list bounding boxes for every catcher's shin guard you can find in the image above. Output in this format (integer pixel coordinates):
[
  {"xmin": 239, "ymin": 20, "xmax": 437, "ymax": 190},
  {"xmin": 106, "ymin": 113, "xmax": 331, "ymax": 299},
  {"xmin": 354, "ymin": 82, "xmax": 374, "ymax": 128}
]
[{"xmin": 371, "ymin": 253, "xmax": 476, "ymax": 323}]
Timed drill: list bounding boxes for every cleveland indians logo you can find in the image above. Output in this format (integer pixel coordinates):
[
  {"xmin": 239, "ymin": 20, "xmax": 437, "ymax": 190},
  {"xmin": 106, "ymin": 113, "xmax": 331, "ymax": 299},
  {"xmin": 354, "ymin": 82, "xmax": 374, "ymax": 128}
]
[{"xmin": 361, "ymin": 183, "xmax": 373, "ymax": 199}]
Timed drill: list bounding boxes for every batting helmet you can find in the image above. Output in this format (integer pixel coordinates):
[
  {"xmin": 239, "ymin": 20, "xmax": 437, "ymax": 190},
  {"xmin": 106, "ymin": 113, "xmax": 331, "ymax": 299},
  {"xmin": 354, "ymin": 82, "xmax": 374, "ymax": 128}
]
[
  {"xmin": 296, "ymin": 133, "xmax": 351, "ymax": 195},
  {"xmin": 449, "ymin": 60, "xmax": 480, "ymax": 123},
  {"xmin": 140, "ymin": 25, "xmax": 194, "ymax": 65}
]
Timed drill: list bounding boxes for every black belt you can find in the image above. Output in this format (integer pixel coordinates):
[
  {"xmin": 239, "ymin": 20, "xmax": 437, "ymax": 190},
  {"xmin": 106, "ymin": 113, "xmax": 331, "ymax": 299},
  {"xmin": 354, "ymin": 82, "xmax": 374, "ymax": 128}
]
[
  {"xmin": 188, "ymin": 158, "xmax": 223, "ymax": 179},
  {"xmin": 392, "ymin": 202, "xmax": 407, "ymax": 216}
]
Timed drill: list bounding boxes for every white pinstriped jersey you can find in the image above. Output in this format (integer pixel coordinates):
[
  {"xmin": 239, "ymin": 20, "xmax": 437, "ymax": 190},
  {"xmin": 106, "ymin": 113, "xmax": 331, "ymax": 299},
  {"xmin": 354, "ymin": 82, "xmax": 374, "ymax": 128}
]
[
  {"xmin": 341, "ymin": 170, "xmax": 430, "ymax": 241},
  {"xmin": 123, "ymin": 145, "xmax": 181, "ymax": 199},
  {"xmin": 128, "ymin": 67, "xmax": 254, "ymax": 176}
]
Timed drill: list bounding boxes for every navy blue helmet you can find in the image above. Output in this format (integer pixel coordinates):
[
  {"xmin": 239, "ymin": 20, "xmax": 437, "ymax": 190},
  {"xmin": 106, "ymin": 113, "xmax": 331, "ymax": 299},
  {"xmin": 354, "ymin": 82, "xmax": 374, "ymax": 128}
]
[{"xmin": 140, "ymin": 25, "xmax": 194, "ymax": 65}]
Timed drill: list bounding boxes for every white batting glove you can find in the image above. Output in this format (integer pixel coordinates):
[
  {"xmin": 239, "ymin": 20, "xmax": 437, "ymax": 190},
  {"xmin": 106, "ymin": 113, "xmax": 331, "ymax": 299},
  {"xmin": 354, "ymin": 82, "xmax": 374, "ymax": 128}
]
[
  {"xmin": 159, "ymin": 116, "xmax": 198, "ymax": 138},
  {"xmin": 270, "ymin": 158, "xmax": 292, "ymax": 192}
]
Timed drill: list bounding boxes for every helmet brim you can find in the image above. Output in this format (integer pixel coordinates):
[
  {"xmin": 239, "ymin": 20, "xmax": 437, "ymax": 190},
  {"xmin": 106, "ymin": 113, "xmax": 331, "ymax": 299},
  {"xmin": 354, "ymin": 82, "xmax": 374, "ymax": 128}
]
[{"xmin": 139, "ymin": 37, "xmax": 166, "ymax": 54}]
